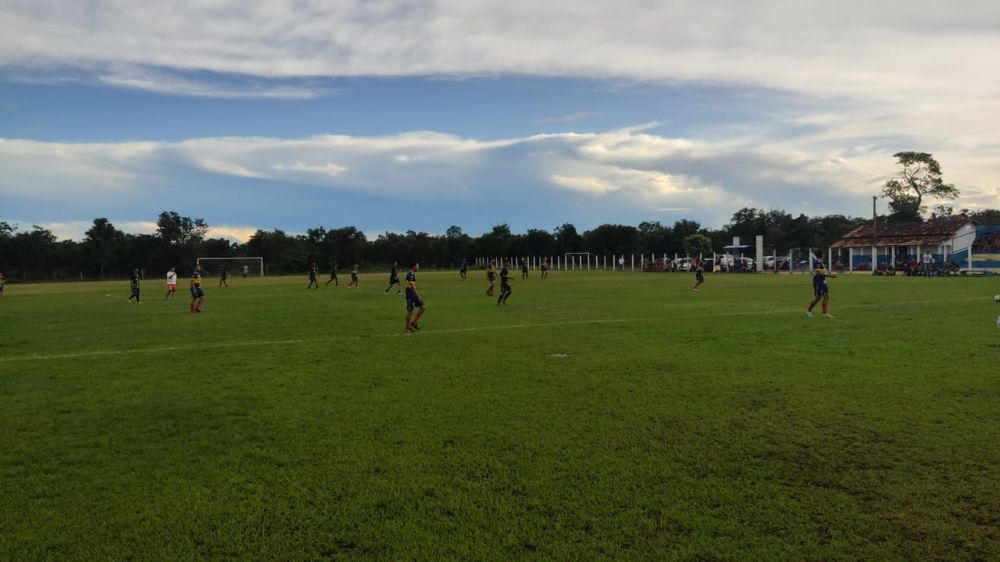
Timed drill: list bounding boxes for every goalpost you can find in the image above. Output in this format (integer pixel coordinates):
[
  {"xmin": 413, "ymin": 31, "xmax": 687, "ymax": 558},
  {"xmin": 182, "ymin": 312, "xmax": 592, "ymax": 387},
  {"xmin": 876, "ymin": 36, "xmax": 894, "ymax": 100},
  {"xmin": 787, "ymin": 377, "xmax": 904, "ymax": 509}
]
[
  {"xmin": 563, "ymin": 252, "xmax": 593, "ymax": 271},
  {"xmin": 196, "ymin": 257, "xmax": 264, "ymax": 277}
]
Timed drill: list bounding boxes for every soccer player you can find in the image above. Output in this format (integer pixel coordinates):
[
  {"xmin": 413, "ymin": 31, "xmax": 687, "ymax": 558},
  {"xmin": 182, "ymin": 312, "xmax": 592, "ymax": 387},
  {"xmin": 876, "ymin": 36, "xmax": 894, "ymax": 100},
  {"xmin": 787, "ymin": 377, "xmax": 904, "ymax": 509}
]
[
  {"xmin": 459, "ymin": 260, "xmax": 468, "ymax": 280},
  {"xmin": 128, "ymin": 268, "xmax": 142, "ymax": 303},
  {"xmin": 404, "ymin": 262, "xmax": 426, "ymax": 332},
  {"xmin": 541, "ymin": 259, "xmax": 549, "ymax": 280},
  {"xmin": 307, "ymin": 262, "xmax": 320, "ymax": 289},
  {"xmin": 486, "ymin": 261, "xmax": 497, "ymax": 296},
  {"xmin": 806, "ymin": 259, "xmax": 837, "ymax": 318},
  {"xmin": 190, "ymin": 265, "xmax": 205, "ymax": 312},
  {"xmin": 242, "ymin": 264, "xmax": 249, "ymax": 279},
  {"xmin": 692, "ymin": 261, "xmax": 705, "ymax": 291},
  {"xmin": 521, "ymin": 259, "xmax": 529, "ymax": 280},
  {"xmin": 497, "ymin": 261, "xmax": 513, "ymax": 306},
  {"xmin": 1, "ymin": 271, "xmax": 6, "ymax": 297},
  {"xmin": 385, "ymin": 262, "xmax": 401, "ymax": 294},
  {"xmin": 218, "ymin": 264, "xmax": 229, "ymax": 287},
  {"xmin": 349, "ymin": 264, "xmax": 359, "ymax": 288},
  {"xmin": 325, "ymin": 263, "xmax": 339, "ymax": 286},
  {"xmin": 165, "ymin": 267, "xmax": 177, "ymax": 299}
]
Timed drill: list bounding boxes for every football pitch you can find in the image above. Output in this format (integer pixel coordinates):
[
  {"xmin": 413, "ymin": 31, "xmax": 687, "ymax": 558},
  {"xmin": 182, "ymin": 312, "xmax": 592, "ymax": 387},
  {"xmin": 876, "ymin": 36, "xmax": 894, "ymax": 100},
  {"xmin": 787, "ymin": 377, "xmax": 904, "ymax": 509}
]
[{"xmin": 1, "ymin": 271, "xmax": 998, "ymax": 561}]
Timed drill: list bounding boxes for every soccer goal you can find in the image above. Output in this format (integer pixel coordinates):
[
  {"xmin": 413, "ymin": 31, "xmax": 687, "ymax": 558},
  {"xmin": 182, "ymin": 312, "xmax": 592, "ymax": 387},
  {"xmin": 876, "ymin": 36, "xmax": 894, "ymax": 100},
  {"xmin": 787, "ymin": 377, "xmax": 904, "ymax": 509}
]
[
  {"xmin": 196, "ymin": 257, "xmax": 264, "ymax": 277},
  {"xmin": 563, "ymin": 252, "xmax": 593, "ymax": 271}
]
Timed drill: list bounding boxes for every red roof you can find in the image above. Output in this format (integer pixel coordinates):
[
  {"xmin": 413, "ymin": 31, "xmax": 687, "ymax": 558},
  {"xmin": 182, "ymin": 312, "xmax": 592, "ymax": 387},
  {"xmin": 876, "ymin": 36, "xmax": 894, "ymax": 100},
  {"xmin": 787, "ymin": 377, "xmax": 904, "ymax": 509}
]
[{"xmin": 831, "ymin": 217, "xmax": 972, "ymax": 248}]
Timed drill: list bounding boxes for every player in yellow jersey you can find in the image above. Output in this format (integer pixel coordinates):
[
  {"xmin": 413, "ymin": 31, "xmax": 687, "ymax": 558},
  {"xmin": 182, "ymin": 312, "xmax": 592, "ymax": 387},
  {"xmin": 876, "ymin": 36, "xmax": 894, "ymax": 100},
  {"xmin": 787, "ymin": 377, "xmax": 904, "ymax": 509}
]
[
  {"xmin": 190, "ymin": 264, "xmax": 205, "ymax": 312},
  {"xmin": 404, "ymin": 263, "xmax": 426, "ymax": 332},
  {"xmin": 486, "ymin": 261, "xmax": 497, "ymax": 296}
]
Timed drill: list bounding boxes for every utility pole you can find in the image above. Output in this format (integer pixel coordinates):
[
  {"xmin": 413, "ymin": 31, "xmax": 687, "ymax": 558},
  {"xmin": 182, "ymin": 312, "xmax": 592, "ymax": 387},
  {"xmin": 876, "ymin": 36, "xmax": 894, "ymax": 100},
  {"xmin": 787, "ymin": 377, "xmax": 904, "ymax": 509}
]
[{"xmin": 872, "ymin": 195, "xmax": 878, "ymax": 272}]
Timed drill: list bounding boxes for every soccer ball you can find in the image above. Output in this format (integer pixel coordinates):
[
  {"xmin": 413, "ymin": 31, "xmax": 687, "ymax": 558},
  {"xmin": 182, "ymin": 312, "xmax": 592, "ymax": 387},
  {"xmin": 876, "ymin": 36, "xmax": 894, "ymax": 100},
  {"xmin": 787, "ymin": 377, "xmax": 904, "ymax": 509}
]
[{"xmin": 995, "ymin": 295, "xmax": 1000, "ymax": 302}]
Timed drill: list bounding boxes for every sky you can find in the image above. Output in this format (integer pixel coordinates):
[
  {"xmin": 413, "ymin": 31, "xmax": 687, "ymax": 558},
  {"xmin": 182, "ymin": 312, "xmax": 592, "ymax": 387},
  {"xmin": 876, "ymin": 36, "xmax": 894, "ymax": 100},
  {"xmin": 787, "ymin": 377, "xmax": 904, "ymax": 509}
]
[{"xmin": 1, "ymin": 0, "xmax": 998, "ymax": 242}]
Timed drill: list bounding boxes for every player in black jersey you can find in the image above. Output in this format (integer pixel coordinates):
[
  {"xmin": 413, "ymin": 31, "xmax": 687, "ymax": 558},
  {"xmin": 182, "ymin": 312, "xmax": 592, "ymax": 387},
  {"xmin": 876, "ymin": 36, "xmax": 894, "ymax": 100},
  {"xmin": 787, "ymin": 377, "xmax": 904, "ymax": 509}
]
[
  {"xmin": 325, "ymin": 264, "xmax": 338, "ymax": 286},
  {"xmin": 692, "ymin": 261, "xmax": 705, "ymax": 291},
  {"xmin": 497, "ymin": 261, "xmax": 512, "ymax": 306},
  {"xmin": 128, "ymin": 268, "xmax": 141, "ymax": 303},
  {"xmin": 385, "ymin": 262, "xmax": 401, "ymax": 294},
  {"xmin": 307, "ymin": 262, "xmax": 320, "ymax": 289}
]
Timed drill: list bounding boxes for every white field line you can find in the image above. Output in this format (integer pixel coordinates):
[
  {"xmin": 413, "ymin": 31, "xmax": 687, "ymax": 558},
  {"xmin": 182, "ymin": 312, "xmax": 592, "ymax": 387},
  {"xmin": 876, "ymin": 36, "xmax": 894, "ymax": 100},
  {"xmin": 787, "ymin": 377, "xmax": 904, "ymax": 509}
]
[
  {"xmin": 0, "ymin": 297, "xmax": 989, "ymax": 363},
  {"xmin": 0, "ymin": 339, "xmax": 305, "ymax": 363},
  {"xmin": 0, "ymin": 318, "xmax": 644, "ymax": 363}
]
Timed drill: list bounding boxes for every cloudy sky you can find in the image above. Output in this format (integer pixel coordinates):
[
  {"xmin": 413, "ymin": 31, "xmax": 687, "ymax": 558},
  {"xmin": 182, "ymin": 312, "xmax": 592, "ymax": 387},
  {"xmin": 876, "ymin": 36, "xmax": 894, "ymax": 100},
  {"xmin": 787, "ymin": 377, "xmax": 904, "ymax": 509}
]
[{"xmin": 1, "ymin": 0, "xmax": 998, "ymax": 241}]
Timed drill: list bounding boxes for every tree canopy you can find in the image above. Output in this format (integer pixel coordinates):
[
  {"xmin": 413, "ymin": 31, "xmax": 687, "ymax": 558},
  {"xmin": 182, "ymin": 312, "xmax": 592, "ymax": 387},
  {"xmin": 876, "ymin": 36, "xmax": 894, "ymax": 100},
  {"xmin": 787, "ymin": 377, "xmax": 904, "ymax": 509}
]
[{"xmin": 882, "ymin": 152, "xmax": 959, "ymax": 222}]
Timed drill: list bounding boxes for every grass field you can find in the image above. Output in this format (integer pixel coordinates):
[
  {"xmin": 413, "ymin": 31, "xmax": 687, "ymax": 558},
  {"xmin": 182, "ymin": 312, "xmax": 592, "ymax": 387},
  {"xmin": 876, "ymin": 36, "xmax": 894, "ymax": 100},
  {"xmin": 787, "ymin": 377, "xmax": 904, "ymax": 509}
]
[{"xmin": 1, "ymin": 270, "xmax": 999, "ymax": 561}]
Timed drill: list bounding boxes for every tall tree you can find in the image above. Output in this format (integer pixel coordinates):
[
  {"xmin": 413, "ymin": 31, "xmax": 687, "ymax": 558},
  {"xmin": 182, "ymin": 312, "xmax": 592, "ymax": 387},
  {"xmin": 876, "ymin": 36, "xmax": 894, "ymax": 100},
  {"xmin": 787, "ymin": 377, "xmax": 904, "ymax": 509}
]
[
  {"xmin": 525, "ymin": 228, "xmax": 555, "ymax": 257},
  {"xmin": 553, "ymin": 223, "xmax": 583, "ymax": 253},
  {"xmin": 156, "ymin": 211, "xmax": 208, "ymax": 245},
  {"xmin": 84, "ymin": 218, "xmax": 124, "ymax": 279},
  {"xmin": 10, "ymin": 226, "xmax": 58, "ymax": 280},
  {"xmin": 672, "ymin": 219, "xmax": 701, "ymax": 241},
  {"xmin": 582, "ymin": 224, "xmax": 639, "ymax": 255},
  {"xmin": 682, "ymin": 234, "xmax": 712, "ymax": 257},
  {"xmin": 882, "ymin": 152, "xmax": 959, "ymax": 222},
  {"xmin": 966, "ymin": 208, "xmax": 1000, "ymax": 225},
  {"xmin": 637, "ymin": 221, "xmax": 674, "ymax": 255}
]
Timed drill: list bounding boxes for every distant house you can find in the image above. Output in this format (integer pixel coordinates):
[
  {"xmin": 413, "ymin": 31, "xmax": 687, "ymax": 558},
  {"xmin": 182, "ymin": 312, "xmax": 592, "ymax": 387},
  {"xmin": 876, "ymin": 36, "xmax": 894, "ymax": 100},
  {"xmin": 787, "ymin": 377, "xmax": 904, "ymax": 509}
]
[{"xmin": 830, "ymin": 217, "xmax": 977, "ymax": 271}]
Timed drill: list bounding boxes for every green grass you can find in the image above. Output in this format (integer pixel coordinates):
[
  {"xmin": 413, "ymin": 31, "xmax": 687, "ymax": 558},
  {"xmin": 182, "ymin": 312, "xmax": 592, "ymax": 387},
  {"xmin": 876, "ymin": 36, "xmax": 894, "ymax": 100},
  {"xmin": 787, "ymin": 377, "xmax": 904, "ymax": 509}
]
[{"xmin": 1, "ymin": 271, "xmax": 999, "ymax": 561}]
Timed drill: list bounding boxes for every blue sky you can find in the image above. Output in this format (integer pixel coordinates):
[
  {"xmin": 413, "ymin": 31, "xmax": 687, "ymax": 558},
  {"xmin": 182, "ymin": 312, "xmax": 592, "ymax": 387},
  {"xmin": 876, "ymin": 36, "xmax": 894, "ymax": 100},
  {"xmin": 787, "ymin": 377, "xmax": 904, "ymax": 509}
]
[{"xmin": 2, "ymin": 0, "xmax": 998, "ymax": 241}]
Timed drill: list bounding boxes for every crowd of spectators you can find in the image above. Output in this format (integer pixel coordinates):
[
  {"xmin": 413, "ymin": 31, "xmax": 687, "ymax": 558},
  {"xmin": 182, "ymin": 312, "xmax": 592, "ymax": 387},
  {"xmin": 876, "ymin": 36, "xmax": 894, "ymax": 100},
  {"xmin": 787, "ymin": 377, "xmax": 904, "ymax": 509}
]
[
  {"xmin": 871, "ymin": 255, "xmax": 959, "ymax": 276},
  {"xmin": 973, "ymin": 231, "xmax": 1000, "ymax": 252}
]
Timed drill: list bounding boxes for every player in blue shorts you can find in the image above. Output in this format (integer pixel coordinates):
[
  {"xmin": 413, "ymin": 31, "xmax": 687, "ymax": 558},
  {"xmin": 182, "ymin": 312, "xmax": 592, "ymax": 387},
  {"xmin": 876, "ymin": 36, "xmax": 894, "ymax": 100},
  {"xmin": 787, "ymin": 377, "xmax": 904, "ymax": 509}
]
[
  {"xmin": 190, "ymin": 265, "xmax": 205, "ymax": 312},
  {"xmin": 806, "ymin": 259, "xmax": 837, "ymax": 317},
  {"xmin": 404, "ymin": 262, "xmax": 426, "ymax": 332},
  {"xmin": 692, "ymin": 261, "xmax": 705, "ymax": 291}
]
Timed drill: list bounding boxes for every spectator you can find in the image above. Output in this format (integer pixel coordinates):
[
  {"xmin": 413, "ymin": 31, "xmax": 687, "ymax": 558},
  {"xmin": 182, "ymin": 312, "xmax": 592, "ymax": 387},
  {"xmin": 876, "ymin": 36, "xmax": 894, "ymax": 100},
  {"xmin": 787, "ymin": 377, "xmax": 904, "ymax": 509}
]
[{"xmin": 921, "ymin": 252, "xmax": 933, "ymax": 277}]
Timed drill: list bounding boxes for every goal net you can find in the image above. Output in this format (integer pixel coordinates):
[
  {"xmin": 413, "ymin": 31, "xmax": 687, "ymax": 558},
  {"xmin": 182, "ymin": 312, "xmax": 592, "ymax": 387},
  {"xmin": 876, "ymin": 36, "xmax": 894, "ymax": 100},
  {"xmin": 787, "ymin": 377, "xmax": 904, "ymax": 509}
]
[
  {"xmin": 196, "ymin": 257, "xmax": 264, "ymax": 278},
  {"xmin": 564, "ymin": 252, "xmax": 593, "ymax": 270}
]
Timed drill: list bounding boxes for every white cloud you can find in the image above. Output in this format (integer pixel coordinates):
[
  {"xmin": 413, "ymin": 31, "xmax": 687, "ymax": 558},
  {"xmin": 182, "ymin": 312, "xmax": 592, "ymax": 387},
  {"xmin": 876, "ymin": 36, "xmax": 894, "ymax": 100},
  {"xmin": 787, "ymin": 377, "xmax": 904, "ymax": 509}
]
[
  {"xmin": 271, "ymin": 161, "xmax": 348, "ymax": 177},
  {"xmin": 207, "ymin": 225, "xmax": 259, "ymax": 242},
  {"xmin": 550, "ymin": 175, "xmax": 616, "ymax": 194},
  {"xmin": 96, "ymin": 67, "xmax": 324, "ymax": 99},
  {"xmin": 3, "ymin": 1, "xmax": 998, "ymax": 106},
  {"xmin": 2, "ymin": 108, "xmax": 999, "ymax": 231},
  {"xmin": 200, "ymin": 158, "xmax": 267, "ymax": 178},
  {"xmin": 0, "ymin": 139, "xmax": 160, "ymax": 196},
  {"xmin": 3, "ymin": 125, "xmax": 942, "ymax": 230}
]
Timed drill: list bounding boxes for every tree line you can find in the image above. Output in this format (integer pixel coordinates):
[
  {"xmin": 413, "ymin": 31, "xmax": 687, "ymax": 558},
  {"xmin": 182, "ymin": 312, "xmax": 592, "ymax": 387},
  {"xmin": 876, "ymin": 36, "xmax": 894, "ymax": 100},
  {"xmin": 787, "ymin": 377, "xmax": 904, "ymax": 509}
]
[{"xmin": 0, "ymin": 206, "xmax": 991, "ymax": 282}]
